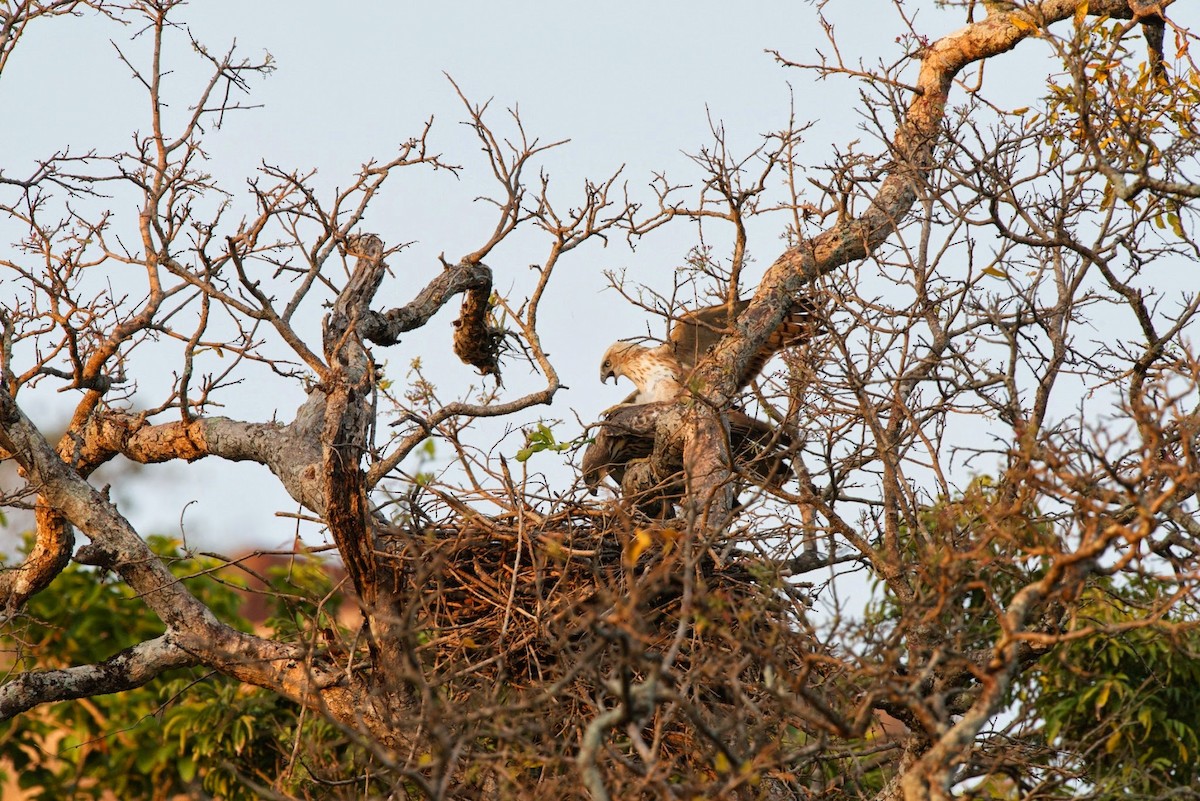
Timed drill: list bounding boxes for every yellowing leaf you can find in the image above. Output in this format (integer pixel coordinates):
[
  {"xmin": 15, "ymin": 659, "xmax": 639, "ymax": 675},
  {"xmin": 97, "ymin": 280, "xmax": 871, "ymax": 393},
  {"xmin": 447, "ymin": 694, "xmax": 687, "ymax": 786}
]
[
  {"xmin": 982, "ymin": 265, "xmax": 1009, "ymax": 279},
  {"xmin": 713, "ymin": 751, "xmax": 732, "ymax": 774},
  {"xmin": 627, "ymin": 529, "xmax": 654, "ymax": 563},
  {"xmin": 1011, "ymin": 15, "xmax": 1039, "ymax": 35},
  {"xmin": 658, "ymin": 527, "xmax": 681, "ymax": 554},
  {"xmin": 1169, "ymin": 213, "xmax": 1185, "ymax": 238}
]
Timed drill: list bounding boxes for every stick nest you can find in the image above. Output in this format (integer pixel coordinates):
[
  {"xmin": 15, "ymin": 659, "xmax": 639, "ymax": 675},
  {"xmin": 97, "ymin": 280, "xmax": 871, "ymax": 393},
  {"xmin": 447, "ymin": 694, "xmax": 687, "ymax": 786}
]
[{"xmin": 370, "ymin": 508, "xmax": 830, "ymax": 798}]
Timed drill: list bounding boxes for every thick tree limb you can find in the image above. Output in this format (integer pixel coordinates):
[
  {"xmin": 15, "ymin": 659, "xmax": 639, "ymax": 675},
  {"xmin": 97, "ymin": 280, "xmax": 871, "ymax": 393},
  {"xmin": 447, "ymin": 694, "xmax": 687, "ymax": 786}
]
[
  {"xmin": 0, "ymin": 504, "xmax": 73, "ymax": 621},
  {"xmin": 0, "ymin": 634, "xmax": 197, "ymax": 718},
  {"xmin": 358, "ymin": 258, "xmax": 501, "ymax": 375},
  {"xmin": 32, "ymin": 410, "xmax": 322, "ymax": 513},
  {"xmin": 319, "ymin": 236, "xmax": 416, "ymax": 701},
  {"xmin": 0, "ymin": 236, "xmax": 464, "ymax": 619},
  {"xmin": 680, "ymin": 0, "xmax": 1168, "ymax": 533},
  {"xmin": 663, "ymin": 4, "xmax": 1177, "ymax": 797},
  {"xmin": 321, "ymin": 235, "xmax": 383, "ymax": 611},
  {"xmin": 0, "ymin": 384, "xmax": 401, "ymax": 740},
  {"xmin": 451, "ymin": 276, "xmax": 504, "ymax": 378},
  {"xmin": 0, "ymin": 228, "xmax": 501, "ymax": 616}
]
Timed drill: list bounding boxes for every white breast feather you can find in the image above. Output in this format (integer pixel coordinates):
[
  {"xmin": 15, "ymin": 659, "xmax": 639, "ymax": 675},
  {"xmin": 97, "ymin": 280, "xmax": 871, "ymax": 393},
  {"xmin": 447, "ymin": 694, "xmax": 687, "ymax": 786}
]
[{"xmin": 626, "ymin": 351, "xmax": 683, "ymax": 403}]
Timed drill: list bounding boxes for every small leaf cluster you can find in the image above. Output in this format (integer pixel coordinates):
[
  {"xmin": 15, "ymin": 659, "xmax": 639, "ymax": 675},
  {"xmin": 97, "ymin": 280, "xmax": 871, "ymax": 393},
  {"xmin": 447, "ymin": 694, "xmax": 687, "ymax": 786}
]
[{"xmin": 515, "ymin": 422, "xmax": 580, "ymax": 462}]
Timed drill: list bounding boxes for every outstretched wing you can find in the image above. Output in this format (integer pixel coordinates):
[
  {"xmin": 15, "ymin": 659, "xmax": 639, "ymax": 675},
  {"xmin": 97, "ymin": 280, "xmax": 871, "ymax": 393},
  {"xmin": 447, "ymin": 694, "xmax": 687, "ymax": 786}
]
[{"xmin": 667, "ymin": 295, "xmax": 821, "ymax": 385}]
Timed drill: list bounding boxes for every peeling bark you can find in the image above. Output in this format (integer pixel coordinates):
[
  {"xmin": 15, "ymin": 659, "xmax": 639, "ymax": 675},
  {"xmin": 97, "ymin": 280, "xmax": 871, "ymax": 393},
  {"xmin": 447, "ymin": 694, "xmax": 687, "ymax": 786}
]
[
  {"xmin": 322, "ymin": 235, "xmax": 384, "ymax": 611},
  {"xmin": 0, "ymin": 503, "xmax": 73, "ymax": 619},
  {"xmin": 0, "ymin": 231, "xmax": 438, "ymax": 734},
  {"xmin": 679, "ymin": 0, "xmax": 1166, "ymax": 536},
  {"xmin": 0, "ymin": 381, "xmax": 404, "ymax": 740},
  {"xmin": 0, "ymin": 3, "xmax": 1182, "ymax": 793},
  {"xmin": 658, "ymin": 4, "xmax": 1178, "ymax": 797},
  {"xmin": 452, "ymin": 276, "xmax": 504, "ymax": 378},
  {"xmin": 0, "ymin": 634, "xmax": 196, "ymax": 719},
  {"xmin": 359, "ymin": 257, "xmax": 501, "ymax": 376},
  {"xmin": 0, "ymin": 232, "xmax": 505, "ymax": 619}
]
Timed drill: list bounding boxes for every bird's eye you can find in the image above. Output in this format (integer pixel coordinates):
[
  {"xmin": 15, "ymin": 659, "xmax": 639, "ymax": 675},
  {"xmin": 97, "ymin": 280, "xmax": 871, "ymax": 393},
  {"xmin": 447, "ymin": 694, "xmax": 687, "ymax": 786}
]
[{"xmin": 602, "ymin": 360, "xmax": 610, "ymax": 369}]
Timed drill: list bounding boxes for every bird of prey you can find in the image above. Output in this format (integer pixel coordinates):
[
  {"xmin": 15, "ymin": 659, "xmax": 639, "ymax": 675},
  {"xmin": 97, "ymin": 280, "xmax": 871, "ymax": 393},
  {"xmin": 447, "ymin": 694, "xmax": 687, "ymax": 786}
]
[
  {"xmin": 582, "ymin": 295, "xmax": 817, "ymax": 504},
  {"xmin": 599, "ymin": 296, "xmax": 820, "ymax": 403},
  {"xmin": 581, "ymin": 401, "xmax": 793, "ymax": 497},
  {"xmin": 581, "ymin": 403, "xmax": 661, "ymax": 491},
  {"xmin": 597, "ymin": 341, "xmax": 685, "ymax": 403}
]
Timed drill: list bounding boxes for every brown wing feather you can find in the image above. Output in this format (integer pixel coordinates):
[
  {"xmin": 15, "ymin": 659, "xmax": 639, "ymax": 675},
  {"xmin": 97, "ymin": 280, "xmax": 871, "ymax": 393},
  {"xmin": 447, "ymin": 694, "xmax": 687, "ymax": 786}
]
[
  {"xmin": 727, "ymin": 408, "xmax": 795, "ymax": 489},
  {"xmin": 582, "ymin": 401, "xmax": 794, "ymax": 494},
  {"xmin": 667, "ymin": 299, "xmax": 748, "ymax": 374},
  {"xmin": 667, "ymin": 295, "xmax": 821, "ymax": 386},
  {"xmin": 581, "ymin": 403, "xmax": 662, "ymax": 491}
]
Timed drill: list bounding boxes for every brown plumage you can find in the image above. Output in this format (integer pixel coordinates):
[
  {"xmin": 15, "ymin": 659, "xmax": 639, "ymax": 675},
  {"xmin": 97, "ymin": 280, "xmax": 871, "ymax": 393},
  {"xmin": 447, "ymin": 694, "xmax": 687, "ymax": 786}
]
[
  {"xmin": 599, "ymin": 296, "xmax": 821, "ymax": 403},
  {"xmin": 667, "ymin": 296, "xmax": 820, "ymax": 381},
  {"xmin": 585, "ymin": 294, "xmax": 818, "ymax": 503},
  {"xmin": 581, "ymin": 402, "xmax": 793, "ymax": 496},
  {"xmin": 581, "ymin": 403, "xmax": 659, "ymax": 491},
  {"xmin": 598, "ymin": 342, "xmax": 686, "ymax": 403}
]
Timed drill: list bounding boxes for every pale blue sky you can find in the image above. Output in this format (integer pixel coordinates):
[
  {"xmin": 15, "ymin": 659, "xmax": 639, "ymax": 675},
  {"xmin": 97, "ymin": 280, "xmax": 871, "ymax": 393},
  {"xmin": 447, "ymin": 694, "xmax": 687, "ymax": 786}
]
[{"xmin": 2, "ymin": 2, "xmax": 1194, "ymax": 550}]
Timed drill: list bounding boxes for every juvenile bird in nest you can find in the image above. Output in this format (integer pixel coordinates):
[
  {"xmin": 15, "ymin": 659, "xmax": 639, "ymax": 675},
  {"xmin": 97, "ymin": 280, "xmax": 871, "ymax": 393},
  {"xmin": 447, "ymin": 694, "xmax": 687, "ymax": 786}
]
[
  {"xmin": 598, "ymin": 296, "xmax": 821, "ymax": 404},
  {"xmin": 581, "ymin": 295, "xmax": 819, "ymax": 502},
  {"xmin": 581, "ymin": 401, "xmax": 795, "ymax": 497}
]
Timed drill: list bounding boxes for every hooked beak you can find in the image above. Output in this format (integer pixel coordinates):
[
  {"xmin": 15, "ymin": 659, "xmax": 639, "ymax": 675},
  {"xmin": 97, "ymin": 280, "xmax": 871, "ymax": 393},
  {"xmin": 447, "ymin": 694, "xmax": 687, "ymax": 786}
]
[{"xmin": 602, "ymin": 369, "xmax": 615, "ymax": 384}]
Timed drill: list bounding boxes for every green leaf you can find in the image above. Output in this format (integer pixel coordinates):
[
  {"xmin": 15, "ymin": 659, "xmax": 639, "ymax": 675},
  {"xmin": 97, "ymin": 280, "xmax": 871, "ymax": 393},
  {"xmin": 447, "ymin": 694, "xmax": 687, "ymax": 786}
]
[{"xmin": 1169, "ymin": 213, "xmax": 1185, "ymax": 238}]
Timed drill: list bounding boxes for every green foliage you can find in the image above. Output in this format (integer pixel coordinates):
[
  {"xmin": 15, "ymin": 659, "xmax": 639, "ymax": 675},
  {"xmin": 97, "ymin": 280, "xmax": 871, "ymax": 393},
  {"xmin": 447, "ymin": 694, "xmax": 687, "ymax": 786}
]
[
  {"xmin": 1034, "ymin": 580, "xmax": 1200, "ymax": 797},
  {"xmin": 0, "ymin": 537, "xmax": 374, "ymax": 800},
  {"xmin": 413, "ymin": 436, "xmax": 438, "ymax": 485},
  {"xmin": 515, "ymin": 422, "xmax": 580, "ymax": 462},
  {"xmin": 866, "ymin": 476, "xmax": 1052, "ymax": 651}
]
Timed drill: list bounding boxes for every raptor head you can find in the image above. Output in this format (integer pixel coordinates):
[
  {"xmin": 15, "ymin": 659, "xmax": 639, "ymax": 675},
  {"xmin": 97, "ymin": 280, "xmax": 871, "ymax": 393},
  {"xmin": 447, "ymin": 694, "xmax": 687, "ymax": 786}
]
[{"xmin": 599, "ymin": 341, "xmax": 643, "ymax": 385}]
